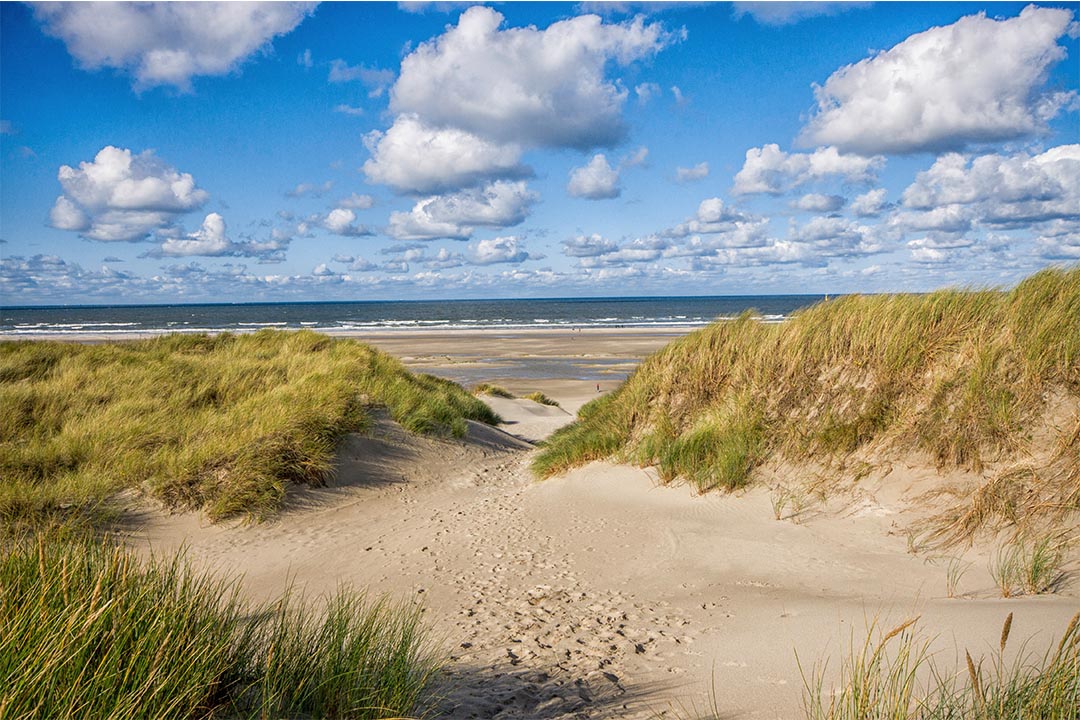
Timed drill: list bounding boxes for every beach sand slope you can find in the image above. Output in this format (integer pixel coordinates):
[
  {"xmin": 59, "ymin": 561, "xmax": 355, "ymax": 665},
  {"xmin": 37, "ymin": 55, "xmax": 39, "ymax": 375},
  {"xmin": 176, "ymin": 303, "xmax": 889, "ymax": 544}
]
[{"xmin": 126, "ymin": 394, "xmax": 1079, "ymax": 719}]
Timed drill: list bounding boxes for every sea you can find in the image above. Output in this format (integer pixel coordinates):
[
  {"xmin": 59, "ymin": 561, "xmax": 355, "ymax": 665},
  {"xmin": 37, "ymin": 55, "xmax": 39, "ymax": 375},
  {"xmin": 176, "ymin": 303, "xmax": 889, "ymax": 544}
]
[{"xmin": 0, "ymin": 295, "xmax": 825, "ymax": 337}]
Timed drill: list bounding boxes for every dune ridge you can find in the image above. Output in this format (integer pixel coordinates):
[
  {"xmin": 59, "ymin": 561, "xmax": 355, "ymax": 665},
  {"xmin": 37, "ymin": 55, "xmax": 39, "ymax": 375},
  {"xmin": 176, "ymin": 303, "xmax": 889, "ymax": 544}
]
[
  {"xmin": 0, "ymin": 330, "xmax": 498, "ymax": 523},
  {"xmin": 534, "ymin": 266, "xmax": 1079, "ymax": 547}
]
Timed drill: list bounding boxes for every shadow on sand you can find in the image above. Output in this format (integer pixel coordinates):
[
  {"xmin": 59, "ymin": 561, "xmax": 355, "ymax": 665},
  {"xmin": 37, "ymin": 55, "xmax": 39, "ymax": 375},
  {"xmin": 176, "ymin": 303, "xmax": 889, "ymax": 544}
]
[{"xmin": 427, "ymin": 659, "xmax": 703, "ymax": 719}]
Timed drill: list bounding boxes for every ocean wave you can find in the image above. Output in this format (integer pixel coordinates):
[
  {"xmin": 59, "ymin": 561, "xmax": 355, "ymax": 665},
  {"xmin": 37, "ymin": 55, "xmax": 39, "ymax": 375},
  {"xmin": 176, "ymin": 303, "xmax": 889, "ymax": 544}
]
[
  {"xmin": 0, "ymin": 317, "xmax": 800, "ymax": 336},
  {"xmin": 2, "ymin": 308, "xmax": 799, "ymax": 337},
  {"xmin": 1, "ymin": 327, "xmax": 208, "ymax": 336},
  {"xmin": 13, "ymin": 322, "xmax": 141, "ymax": 329}
]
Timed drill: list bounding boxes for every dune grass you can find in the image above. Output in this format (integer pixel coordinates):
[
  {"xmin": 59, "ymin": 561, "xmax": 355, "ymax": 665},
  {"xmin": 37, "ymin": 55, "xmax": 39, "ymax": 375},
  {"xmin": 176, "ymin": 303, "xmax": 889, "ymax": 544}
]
[
  {"xmin": 473, "ymin": 382, "xmax": 515, "ymax": 398},
  {"xmin": 533, "ymin": 266, "xmax": 1079, "ymax": 538},
  {"xmin": 523, "ymin": 390, "xmax": 560, "ymax": 407},
  {"xmin": 944, "ymin": 556, "xmax": 970, "ymax": 599},
  {"xmin": 925, "ymin": 423, "xmax": 1079, "ymax": 547},
  {"xmin": 800, "ymin": 612, "xmax": 1080, "ymax": 720},
  {"xmin": 0, "ymin": 330, "xmax": 499, "ymax": 523},
  {"xmin": 988, "ymin": 534, "xmax": 1069, "ymax": 598},
  {"xmin": 0, "ymin": 529, "xmax": 440, "ymax": 719},
  {"xmin": 473, "ymin": 385, "xmax": 562, "ymax": 407}
]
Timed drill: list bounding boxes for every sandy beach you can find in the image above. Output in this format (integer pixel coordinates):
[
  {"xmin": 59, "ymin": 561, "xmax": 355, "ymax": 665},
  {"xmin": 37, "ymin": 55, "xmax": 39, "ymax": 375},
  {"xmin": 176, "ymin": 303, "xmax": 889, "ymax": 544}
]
[{"xmin": 119, "ymin": 328, "xmax": 1079, "ymax": 719}]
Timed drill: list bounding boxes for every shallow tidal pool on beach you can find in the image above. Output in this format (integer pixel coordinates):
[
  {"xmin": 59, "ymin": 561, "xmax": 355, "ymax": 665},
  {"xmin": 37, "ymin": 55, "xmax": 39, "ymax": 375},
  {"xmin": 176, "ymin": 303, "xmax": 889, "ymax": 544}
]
[{"xmin": 406, "ymin": 356, "xmax": 640, "ymax": 384}]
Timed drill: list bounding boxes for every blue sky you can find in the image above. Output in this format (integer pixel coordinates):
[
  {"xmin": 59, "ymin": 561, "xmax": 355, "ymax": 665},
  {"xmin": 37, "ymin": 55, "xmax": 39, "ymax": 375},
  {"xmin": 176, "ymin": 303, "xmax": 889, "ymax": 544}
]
[{"xmin": 1, "ymin": 1, "xmax": 1078, "ymax": 305}]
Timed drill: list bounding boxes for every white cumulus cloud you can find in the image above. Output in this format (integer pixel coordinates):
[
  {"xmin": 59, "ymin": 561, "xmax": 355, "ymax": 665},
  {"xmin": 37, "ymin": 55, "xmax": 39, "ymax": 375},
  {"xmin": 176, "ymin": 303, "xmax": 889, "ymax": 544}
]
[
  {"xmin": 467, "ymin": 236, "xmax": 536, "ymax": 265},
  {"xmin": 902, "ymin": 144, "xmax": 1079, "ymax": 218},
  {"xmin": 147, "ymin": 214, "xmax": 300, "ymax": 260},
  {"xmin": 351, "ymin": 257, "xmax": 381, "ymax": 271},
  {"xmin": 323, "ymin": 208, "xmax": 372, "ymax": 237},
  {"xmin": 33, "ymin": 2, "xmax": 315, "ymax": 91},
  {"xmin": 362, "ymin": 114, "xmax": 527, "ymax": 194},
  {"xmin": 578, "ymin": 236, "xmax": 670, "ymax": 268},
  {"xmin": 851, "ymin": 188, "xmax": 890, "ymax": 217},
  {"xmin": 891, "ymin": 205, "xmax": 973, "ymax": 234},
  {"xmin": 733, "ymin": 144, "xmax": 884, "ymax": 195},
  {"xmin": 567, "ymin": 154, "xmax": 621, "ymax": 199},
  {"xmin": 389, "ymin": 6, "xmax": 675, "ymax": 150},
  {"xmin": 1035, "ymin": 220, "xmax": 1080, "ymax": 259},
  {"xmin": 894, "ymin": 144, "xmax": 1080, "ymax": 235},
  {"xmin": 387, "ymin": 180, "xmax": 538, "ymax": 241},
  {"xmin": 790, "ymin": 216, "xmax": 882, "ymax": 254},
  {"xmin": 664, "ymin": 197, "xmax": 759, "ymax": 238},
  {"xmin": 562, "ymin": 233, "xmax": 619, "ymax": 257},
  {"xmin": 793, "ymin": 193, "xmax": 845, "ymax": 213},
  {"xmin": 157, "ymin": 213, "xmax": 233, "ymax": 256},
  {"xmin": 49, "ymin": 196, "xmax": 90, "ymax": 233},
  {"xmin": 338, "ymin": 193, "xmax": 375, "ymax": 210},
  {"xmin": 50, "ymin": 146, "xmax": 209, "ymax": 242},
  {"xmin": 800, "ymin": 5, "xmax": 1079, "ymax": 154}
]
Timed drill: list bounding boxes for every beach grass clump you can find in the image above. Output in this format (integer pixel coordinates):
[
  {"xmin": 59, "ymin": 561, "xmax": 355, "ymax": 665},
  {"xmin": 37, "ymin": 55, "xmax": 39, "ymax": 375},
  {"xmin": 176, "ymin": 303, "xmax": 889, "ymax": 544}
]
[
  {"xmin": 800, "ymin": 617, "xmax": 928, "ymax": 720},
  {"xmin": 989, "ymin": 543, "xmax": 1023, "ymax": 598},
  {"xmin": 944, "ymin": 556, "xmax": 970, "ymax": 598},
  {"xmin": 653, "ymin": 394, "xmax": 765, "ymax": 492},
  {"xmin": 990, "ymin": 535, "xmax": 1068, "ymax": 597},
  {"xmin": 0, "ymin": 530, "xmax": 252, "ymax": 719},
  {"xmin": 801, "ymin": 612, "xmax": 1080, "ymax": 720},
  {"xmin": 0, "ymin": 330, "xmax": 498, "ymax": 522},
  {"xmin": 1017, "ymin": 536, "xmax": 1068, "ymax": 595},
  {"xmin": 531, "ymin": 392, "xmax": 630, "ymax": 477},
  {"xmin": 770, "ymin": 486, "xmax": 793, "ymax": 520},
  {"xmin": 0, "ymin": 530, "xmax": 439, "ymax": 719},
  {"xmin": 534, "ymin": 266, "xmax": 1080, "ymax": 536},
  {"xmin": 926, "ymin": 421, "xmax": 1080, "ymax": 546},
  {"xmin": 473, "ymin": 382, "xmax": 515, "ymax": 398},
  {"xmin": 523, "ymin": 391, "xmax": 560, "ymax": 407},
  {"xmin": 248, "ymin": 587, "xmax": 436, "ymax": 719}
]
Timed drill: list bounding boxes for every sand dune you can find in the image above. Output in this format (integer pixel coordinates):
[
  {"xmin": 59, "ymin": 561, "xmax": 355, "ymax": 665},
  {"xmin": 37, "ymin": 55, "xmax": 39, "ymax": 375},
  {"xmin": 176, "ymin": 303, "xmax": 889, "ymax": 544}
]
[
  {"xmin": 481, "ymin": 395, "xmax": 576, "ymax": 443},
  {"xmin": 122, "ymin": 334, "xmax": 1078, "ymax": 719}
]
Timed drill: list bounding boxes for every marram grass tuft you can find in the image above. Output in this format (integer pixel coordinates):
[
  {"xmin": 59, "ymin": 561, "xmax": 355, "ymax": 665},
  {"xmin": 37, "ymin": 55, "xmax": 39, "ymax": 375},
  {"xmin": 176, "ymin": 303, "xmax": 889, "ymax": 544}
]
[
  {"xmin": 0, "ymin": 530, "xmax": 440, "ymax": 719},
  {"xmin": 800, "ymin": 612, "xmax": 1080, "ymax": 720}
]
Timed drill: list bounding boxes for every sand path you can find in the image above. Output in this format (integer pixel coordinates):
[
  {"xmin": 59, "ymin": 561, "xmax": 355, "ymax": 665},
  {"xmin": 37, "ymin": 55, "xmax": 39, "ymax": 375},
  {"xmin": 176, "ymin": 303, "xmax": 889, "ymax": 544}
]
[{"xmin": 127, "ymin": 389, "xmax": 1079, "ymax": 719}]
